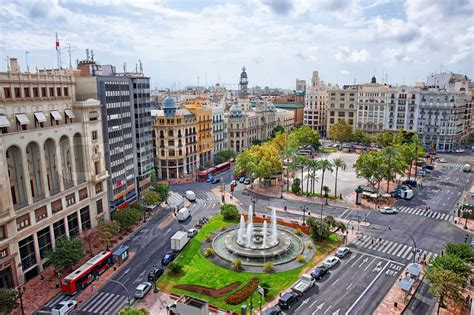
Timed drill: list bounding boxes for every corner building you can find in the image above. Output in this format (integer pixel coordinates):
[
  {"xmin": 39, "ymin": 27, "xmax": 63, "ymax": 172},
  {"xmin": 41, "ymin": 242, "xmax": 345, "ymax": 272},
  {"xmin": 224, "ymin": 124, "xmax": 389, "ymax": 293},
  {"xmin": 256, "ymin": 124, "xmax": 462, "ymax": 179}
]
[{"xmin": 0, "ymin": 59, "xmax": 109, "ymax": 287}]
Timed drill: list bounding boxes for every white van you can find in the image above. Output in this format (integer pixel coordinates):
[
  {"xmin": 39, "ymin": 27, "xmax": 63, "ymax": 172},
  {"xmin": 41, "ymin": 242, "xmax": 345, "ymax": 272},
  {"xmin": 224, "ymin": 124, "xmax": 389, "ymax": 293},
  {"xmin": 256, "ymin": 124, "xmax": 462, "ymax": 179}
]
[
  {"xmin": 400, "ymin": 189, "xmax": 414, "ymax": 200},
  {"xmin": 185, "ymin": 190, "xmax": 196, "ymax": 201},
  {"xmin": 176, "ymin": 207, "xmax": 191, "ymax": 222},
  {"xmin": 463, "ymin": 164, "xmax": 472, "ymax": 173}
]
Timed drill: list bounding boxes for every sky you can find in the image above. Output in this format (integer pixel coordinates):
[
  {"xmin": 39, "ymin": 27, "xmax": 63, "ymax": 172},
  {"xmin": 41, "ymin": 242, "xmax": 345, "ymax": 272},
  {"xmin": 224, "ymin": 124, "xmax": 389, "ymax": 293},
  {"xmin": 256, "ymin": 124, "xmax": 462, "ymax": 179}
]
[{"xmin": 0, "ymin": 0, "xmax": 473, "ymax": 90}]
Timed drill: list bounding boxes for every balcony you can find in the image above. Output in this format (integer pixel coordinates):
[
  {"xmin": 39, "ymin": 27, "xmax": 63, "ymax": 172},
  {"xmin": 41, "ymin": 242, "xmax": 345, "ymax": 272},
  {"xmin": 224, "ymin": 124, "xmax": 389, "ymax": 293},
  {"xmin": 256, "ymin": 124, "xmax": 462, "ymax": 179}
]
[{"xmin": 92, "ymin": 170, "xmax": 108, "ymax": 183}]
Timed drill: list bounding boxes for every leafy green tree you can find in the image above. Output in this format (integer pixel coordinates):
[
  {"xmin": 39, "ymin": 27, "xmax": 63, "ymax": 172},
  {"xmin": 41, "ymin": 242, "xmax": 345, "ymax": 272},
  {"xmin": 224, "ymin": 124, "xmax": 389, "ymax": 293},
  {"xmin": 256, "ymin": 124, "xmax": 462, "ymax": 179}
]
[
  {"xmin": 445, "ymin": 243, "xmax": 474, "ymax": 261},
  {"xmin": 97, "ymin": 221, "xmax": 121, "ymax": 250},
  {"xmin": 431, "ymin": 254, "xmax": 471, "ymax": 280},
  {"xmin": 214, "ymin": 149, "xmax": 236, "ymax": 164},
  {"xmin": 332, "ymin": 158, "xmax": 346, "ymax": 198},
  {"xmin": 46, "ymin": 237, "xmax": 84, "ymax": 271},
  {"xmin": 256, "ymin": 159, "xmax": 274, "ymax": 179},
  {"xmin": 271, "ymin": 125, "xmax": 285, "ymax": 138},
  {"xmin": 288, "ymin": 125, "xmax": 320, "ymax": 149},
  {"xmin": 372, "ymin": 131, "xmax": 394, "ymax": 147},
  {"xmin": 0, "ymin": 289, "xmax": 18, "ymax": 314},
  {"xmin": 307, "ymin": 217, "xmax": 329, "ymax": 241},
  {"xmin": 281, "ymin": 146, "xmax": 296, "ymax": 190},
  {"xmin": 292, "ymin": 178, "xmax": 301, "ymax": 194},
  {"xmin": 142, "ymin": 191, "xmax": 161, "ymax": 207},
  {"xmin": 318, "ymin": 159, "xmax": 334, "ymax": 196},
  {"xmin": 426, "ymin": 267, "xmax": 465, "ymax": 312},
  {"xmin": 220, "ymin": 204, "xmax": 239, "ymax": 221},
  {"xmin": 352, "ymin": 128, "xmax": 370, "ymax": 143},
  {"xmin": 307, "ymin": 159, "xmax": 320, "ymax": 194},
  {"xmin": 393, "ymin": 129, "xmax": 417, "ymax": 145},
  {"xmin": 328, "ymin": 120, "xmax": 353, "ymax": 143},
  {"xmin": 381, "ymin": 146, "xmax": 404, "ymax": 193},
  {"xmin": 252, "ymin": 139, "xmax": 263, "ymax": 146},
  {"xmin": 296, "ymin": 155, "xmax": 309, "ymax": 193},
  {"xmin": 119, "ymin": 306, "xmax": 150, "ymax": 315},
  {"xmin": 153, "ymin": 183, "xmax": 170, "ymax": 203},
  {"xmin": 168, "ymin": 262, "xmax": 184, "ymax": 276},
  {"xmin": 354, "ymin": 151, "xmax": 382, "ymax": 187},
  {"xmin": 323, "ymin": 215, "xmax": 347, "ymax": 235},
  {"xmin": 113, "ymin": 207, "xmax": 142, "ymax": 231}
]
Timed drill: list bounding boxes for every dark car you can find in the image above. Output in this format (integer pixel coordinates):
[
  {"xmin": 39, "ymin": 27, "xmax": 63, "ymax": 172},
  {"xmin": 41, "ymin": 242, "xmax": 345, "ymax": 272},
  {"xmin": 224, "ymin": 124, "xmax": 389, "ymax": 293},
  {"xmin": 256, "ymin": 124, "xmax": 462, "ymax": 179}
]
[
  {"xmin": 239, "ymin": 176, "xmax": 246, "ymax": 183},
  {"xmin": 402, "ymin": 179, "xmax": 417, "ymax": 188},
  {"xmin": 278, "ymin": 291, "xmax": 299, "ymax": 310},
  {"xmin": 161, "ymin": 252, "xmax": 176, "ymax": 266},
  {"xmin": 310, "ymin": 265, "xmax": 329, "ymax": 280},
  {"xmin": 262, "ymin": 306, "xmax": 282, "ymax": 315},
  {"xmin": 423, "ymin": 165, "xmax": 434, "ymax": 170},
  {"xmin": 147, "ymin": 266, "xmax": 164, "ymax": 281},
  {"xmin": 211, "ymin": 178, "xmax": 220, "ymax": 184},
  {"xmin": 389, "ymin": 190, "xmax": 401, "ymax": 198}
]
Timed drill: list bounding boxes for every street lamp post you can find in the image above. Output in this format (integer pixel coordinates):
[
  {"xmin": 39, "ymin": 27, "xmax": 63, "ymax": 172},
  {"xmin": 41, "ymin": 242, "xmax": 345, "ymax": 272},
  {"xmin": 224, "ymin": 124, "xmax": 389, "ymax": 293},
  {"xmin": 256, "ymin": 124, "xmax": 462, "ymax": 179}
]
[
  {"xmin": 109, "ymin": 279, "xmax": 131, "ymax": 306},
  {"xmin": 251, "ymin": 197, "xmax": 257, "ymax": 216},
  {"xmin": 300, "ymin": 205, "xmax": 308, "ymax": 226},
  {"xmin": 16, "ymin": 286, "xmax": 25, "ymax": 315},
  {"xmin": 388, "ymin": 226, "xmax": 417, "ymax": 264}
]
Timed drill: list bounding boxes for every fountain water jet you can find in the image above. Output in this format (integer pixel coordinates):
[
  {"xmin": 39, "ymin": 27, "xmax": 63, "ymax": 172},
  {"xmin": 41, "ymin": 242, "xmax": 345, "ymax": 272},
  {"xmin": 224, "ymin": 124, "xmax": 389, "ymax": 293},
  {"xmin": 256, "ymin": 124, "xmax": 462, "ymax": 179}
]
[
  {"xmin": 272, "ymin": 208, "xmax": 278, "ymax": 244},
  {"xmin": 237, "ymin": 215, "xmax": 246, "ymax": 243},
  {"xmin": 262, "ymin": 220, "xmax": 268, "ymax": 248}
]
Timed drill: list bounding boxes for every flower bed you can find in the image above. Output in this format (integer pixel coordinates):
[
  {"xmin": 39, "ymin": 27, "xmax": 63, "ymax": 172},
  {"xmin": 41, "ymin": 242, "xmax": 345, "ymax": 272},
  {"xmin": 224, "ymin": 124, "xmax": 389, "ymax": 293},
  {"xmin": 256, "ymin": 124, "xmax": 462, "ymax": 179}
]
[
  {"xmin": 225, "ymin": 277, "xmax": 260, "ymax": 305},
  {"xmin": 243, "ymin": 214, "xmax": 310, "ymax": 234},
  {"xmin": 174, "ymin": 281, "xmax": 241, "ymax": 298}
]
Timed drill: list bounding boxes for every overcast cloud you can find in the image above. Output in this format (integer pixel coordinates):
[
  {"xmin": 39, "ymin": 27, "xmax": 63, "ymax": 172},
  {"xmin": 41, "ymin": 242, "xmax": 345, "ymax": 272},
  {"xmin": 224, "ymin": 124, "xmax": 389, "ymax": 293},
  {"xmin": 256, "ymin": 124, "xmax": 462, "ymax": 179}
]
[{"xmin": 0, "ymin": 0, "xmax": 472, "ymax": 89}]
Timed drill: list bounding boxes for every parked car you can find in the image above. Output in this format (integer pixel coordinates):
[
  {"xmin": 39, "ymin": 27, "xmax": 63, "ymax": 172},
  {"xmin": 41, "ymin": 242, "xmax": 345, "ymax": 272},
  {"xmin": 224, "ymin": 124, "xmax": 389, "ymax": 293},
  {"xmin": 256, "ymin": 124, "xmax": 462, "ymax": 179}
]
[
  {"xmin": 416, "ymin": 170, "xmax": 426, "ymax": 177},
  {"xmin": 438, "ymin": 158, "xmax": 447, "ymax": 163},
  {"xmin": 262, "ymin": 306, "xmax": 282, "ymax": 315},
  {"xmin": 380, "ymin": 206, "xmax": 397, "ymax": 214},
  {"xmin": 147, "ymin": 266, "xmax": 164, "ymax": 282},
  {"xmin": 398, "ymin": 185, "xmax": 410, "ymax": 191},
  {"xmin": 244, "ymin": 178, "xmax": 252, "ymax": 185},
  {"xmin": 310, "ymin": 265, "xmax": 329, "ymax": 280},
  {"xmin": 389, "ymin": 190, "xmax": 401, "ymax": 198},
  {"xmin": 161, "ymin": 252, "xmax": 177, "ymax": 265},
  {"xmin": 187, "ymin": 228, "xmax": 198, "ymax": 238},
  {"xmin": 335, "ymin": 247, "xmax": 351, "ymax": 258},
  {"xmin": 206, "ymin": 177, "xmax": 213, "ymax": 183},
  {"xmin": 277, "ymin": 291, "xmax": 299, "ymax": 310},
  {"xmin": 402, "ymin": 179, "xmax": 417, "ymax": 188},
  {"xmin": 463, "ymin": 164, "xmax": 472, "ymax": 173},
  {"xmin": 52, "ymin": 300, "xmax": 77, "ymax": 315},
  {"xmin": 323, "ymin": 256, "xmax": 340, "ymax": 269},
  {"xmin": 185, "ymin": 190, "xmax": 196, "ymax": 201},
  {"xmin": 423, "ymin": 165, "xmax": 434, "ymax": 170},
  {"xmin": 134, "ymin": 281, "xmax": 152, "ymax": 299},
  {"xmin": 422, "ymin": 167, "xmax": 432, "ymax": 173},
  {"xmin": 211, "ymin": 177, "xmax": 220, "ymax": 184},
  {"xmin": 291, "ymin": 274, "xmax": 316, "ymax": 296},
  {"xmin": 455, "ymin": 149, "xmax": 465, "ymax": 153},
  {"xmin": 239, "ymin": 176, "xmax": 246, "ymax": 183}
]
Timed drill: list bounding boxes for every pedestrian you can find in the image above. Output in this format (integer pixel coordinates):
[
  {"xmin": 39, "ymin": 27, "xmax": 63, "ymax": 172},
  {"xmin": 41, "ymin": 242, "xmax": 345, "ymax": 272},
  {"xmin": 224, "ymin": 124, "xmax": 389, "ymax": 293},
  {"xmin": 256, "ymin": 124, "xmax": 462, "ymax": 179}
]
[
  {"xmin": 371, "ymin": 238, "xmax": 374, "ymax": 246},
  {"xmin": 351, "ymin": 226, "xmax": 354, "ymax": 233},
  {"xmin": 379, "ymin": 237, "xmax": 382, "ymax": 244},
  {"xmin": 284, "ymin": 205, "xmax": 287, "ymax": 211}
]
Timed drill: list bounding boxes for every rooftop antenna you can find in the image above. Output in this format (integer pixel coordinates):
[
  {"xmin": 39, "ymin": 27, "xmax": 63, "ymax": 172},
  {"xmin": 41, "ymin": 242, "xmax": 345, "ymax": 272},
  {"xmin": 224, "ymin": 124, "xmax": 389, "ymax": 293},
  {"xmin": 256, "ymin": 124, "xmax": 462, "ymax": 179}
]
[
  {"xmin": 139, "ymin": 60, "xmax": 143, "ymax": 73},
  {"xmin": 25, "ymin": 51, "xmax": 30, "ymax": 72},
  {"xmin": 66, "ymin": 44, "xmax": 73, "ymax": 69},
  {"xmin": 86, "ymin": 49, "xmax": 90, "ymax": 60},
  {"xmin": 135, "ymin": 63, "xmax": 138, "ymax": 73},
  {"xmin": 90, "ymin": 49, "xmax": 94, "ymax": 61},
  {"xmin": 55, "ymin": 33, "xmax": 62, "ymax": 69},
  {"xmin": 123, "ymin": 63, "xmax": 127, "ymax": 73}
]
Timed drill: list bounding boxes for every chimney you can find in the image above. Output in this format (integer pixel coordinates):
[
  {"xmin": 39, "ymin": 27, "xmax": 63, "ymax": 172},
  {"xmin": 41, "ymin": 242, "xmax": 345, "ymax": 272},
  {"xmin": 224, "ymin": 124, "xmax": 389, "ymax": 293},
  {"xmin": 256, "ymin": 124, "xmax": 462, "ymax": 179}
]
[{"xmin": 10, "ymin": 58, "xmax": 20, "ymax": 73}]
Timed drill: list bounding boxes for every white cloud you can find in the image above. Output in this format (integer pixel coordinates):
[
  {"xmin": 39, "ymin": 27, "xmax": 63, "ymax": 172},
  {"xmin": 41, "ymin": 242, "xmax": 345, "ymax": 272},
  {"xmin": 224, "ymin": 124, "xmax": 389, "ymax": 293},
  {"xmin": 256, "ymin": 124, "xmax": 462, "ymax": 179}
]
[
  {"xmin": 340, "ymin": 70, "xmax": 350, "ymax": 75},
  {"xmin": 371, "ymin": 17, "xmax": 420, "ymax": 43},
  {"xmin": 335, "ymin": 46, "xmax": 370, "ymax": 63}
]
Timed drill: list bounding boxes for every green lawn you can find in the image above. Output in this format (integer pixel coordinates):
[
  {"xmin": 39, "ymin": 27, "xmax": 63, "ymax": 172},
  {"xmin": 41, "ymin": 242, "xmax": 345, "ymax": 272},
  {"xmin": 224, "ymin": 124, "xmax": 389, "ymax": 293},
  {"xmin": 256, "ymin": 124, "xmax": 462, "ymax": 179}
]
[
  {"xmin": 157, "ymin": 215, "xmax": 341, "ymax": 311},
  {"xmin": 319, "ymin": 147, "xmax": 338, "ymax": 153}
]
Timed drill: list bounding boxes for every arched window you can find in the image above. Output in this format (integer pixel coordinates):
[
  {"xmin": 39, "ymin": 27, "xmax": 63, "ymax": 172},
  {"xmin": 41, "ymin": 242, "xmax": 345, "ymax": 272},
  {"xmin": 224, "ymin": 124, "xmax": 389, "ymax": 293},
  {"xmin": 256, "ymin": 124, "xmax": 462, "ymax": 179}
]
[
  {"xmin": 44, "ymin": 139, "xmax": 60, "ymax": 195},
  {"xmin": 7, "ymin": 146, "xmax": 27, "ymax": 208},
  {"xmin": 73, "ymin": 133, "xmax": 86, "ymax": 184},
  {"xmin": 60, "ymin": 136, "xmax": 74, "ymax": 189},
  {"xmin": 26, "ymin": 142, "xmax": 44, "ymax": 200}
]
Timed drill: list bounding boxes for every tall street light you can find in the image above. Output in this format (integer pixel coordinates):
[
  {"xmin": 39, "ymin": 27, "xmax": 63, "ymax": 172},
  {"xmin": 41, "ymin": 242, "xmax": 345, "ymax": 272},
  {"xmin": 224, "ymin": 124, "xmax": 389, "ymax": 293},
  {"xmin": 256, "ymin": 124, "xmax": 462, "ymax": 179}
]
[
  {"xmin": 251, "ymin": 196, "xmax": 257, "ymax": 216},
  {"xmin": 300, "ymin": 205, "xmax": 308, "ymax": 226},
  {"xmin": 109, "ymin": 279, "xmax": 131, "ymax": 306}
]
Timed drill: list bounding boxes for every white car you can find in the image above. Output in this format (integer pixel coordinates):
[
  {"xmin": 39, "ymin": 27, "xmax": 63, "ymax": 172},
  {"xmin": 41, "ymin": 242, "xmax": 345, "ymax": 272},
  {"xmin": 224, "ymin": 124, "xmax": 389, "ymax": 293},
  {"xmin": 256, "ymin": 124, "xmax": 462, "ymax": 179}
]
[
  {"xmin": 52, "ymin": 300, "xmax": 77, "ymax": 315},
  {"xmin": 134, "ymin": 281, "xmax": 152, "ymax": 299},
  {"xmin": 438, "ymin": 158, "xmax": 447, "ymax": 163},
  {"xmin": 323, "ymin": 256, "xmax": 340, "ymax": 268},
  {"xmin": 455, "ymin": 149, "xmax": 464, "ymax": 153},
  {"xmin": 380, "ymin": 206, "xmax": 398, "ymax": 214},
  {"xmin": 335, "ymin": 247, "xmax": 351, "ymax": 258}
]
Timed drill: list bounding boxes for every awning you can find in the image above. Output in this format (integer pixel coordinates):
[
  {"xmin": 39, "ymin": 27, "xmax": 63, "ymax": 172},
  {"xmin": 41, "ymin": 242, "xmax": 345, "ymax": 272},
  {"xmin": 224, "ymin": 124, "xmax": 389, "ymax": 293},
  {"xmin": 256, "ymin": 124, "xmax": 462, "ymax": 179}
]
[
  {"xmin": 34, "ymin": 112, "xmax": 47, "ymax": 123},
  {"xmin": 50, "ymin": 110, "xmax": 62, "ymax": 121},
  {"xmin": 399, "ymin": 276, "xmax": 414, "ymax": 292},
  {"xmin": 408, "ymin": 263, "xmax": 422, "ymax": 277},
  {"xmin": 16, "ymin": 113, "xmax": 30, "ymax": 125},
  {"xmin": 0, "ymin": 115, "xmax": 11, "ymax": 128},
  {"xmin": 64, "ymin": 109, "xmax": 75, "ymax": 119}
]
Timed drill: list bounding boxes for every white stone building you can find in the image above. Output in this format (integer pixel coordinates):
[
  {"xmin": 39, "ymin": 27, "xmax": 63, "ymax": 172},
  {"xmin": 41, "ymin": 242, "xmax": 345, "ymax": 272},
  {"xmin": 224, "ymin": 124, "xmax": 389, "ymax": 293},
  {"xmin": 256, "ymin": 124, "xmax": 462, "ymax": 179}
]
[
  {"xmin": 275, "ymin": 108, "xmax": 295, "ymax": 132},
  {"xmin": 0, "ymin": 58, "xmax": 109, "ymax": 287},
  {"xmin": 211, "ymin": 103, "xmax": 227, "ymax": 154},
  {"xmin": 304, "ymin": 71, "xmax": 328, "ymax": 137},
  {"xmin": 356, "ymin": 76, "xmax": 389, "ymax": 134},
  {"xmin": 384, "ymin": 86, "xmax": 420, "ymax": 133}
]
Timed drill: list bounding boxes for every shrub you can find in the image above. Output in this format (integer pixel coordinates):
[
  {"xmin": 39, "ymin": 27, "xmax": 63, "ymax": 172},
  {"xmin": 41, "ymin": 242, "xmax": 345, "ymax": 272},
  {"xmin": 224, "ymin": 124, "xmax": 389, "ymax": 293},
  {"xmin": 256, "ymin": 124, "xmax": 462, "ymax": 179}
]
[
  {"xmin": 296, "ymin": 255, "xmax": 305, "ymax": 263},
  {"xmin": 295, "ymin": 228, "xmax": 302, "ymax": 236},
  {"xmin": 220, "ymin": 204, "xmax": 239, "ymax": 221},
  {"xmin": 306, "ymin": 242, "xmax": 314, "ymax": 249},
  {"xmin": 168, "ymin": 262, "xmax": 183, "ymax": 276},
  {"xmin": 204, "ymin": 247, "xmax": 214, "ymax": 257},
  {"xmin": 231, "ymin": 259, "xmax": 242, "ymax": 271},
  {"xmin": 205, "ymin": 234, "xmax": 212, "ymax": 242},
  {"xmin": 113, "ymin": 206, "xmax": 142, "ymax": 231},
  {"xmin": 291, "ymin": 178, "xmax": 301, "ymax": 194},
  {"xmin": 263, "ymin": 262, "xmax": 274, "ymax": 273},
  {"xmin": 224, "ymin": 277, "xmax": 260, "ymax": 305}
]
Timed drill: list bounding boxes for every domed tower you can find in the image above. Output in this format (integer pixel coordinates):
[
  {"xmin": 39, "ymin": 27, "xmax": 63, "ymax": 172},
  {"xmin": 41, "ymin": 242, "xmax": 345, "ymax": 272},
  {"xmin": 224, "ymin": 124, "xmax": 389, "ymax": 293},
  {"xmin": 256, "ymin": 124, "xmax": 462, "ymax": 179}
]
[
  {"xmin": 371, "ymin": 75, "xmax": 377, "ymax": 84},
  {"xmin": 163, "ymin": 96, "xmax": 177, "ymax": 117},
  {"xmin": 239, "ymin": 66, "xmax": 248, "ymax": 98}
]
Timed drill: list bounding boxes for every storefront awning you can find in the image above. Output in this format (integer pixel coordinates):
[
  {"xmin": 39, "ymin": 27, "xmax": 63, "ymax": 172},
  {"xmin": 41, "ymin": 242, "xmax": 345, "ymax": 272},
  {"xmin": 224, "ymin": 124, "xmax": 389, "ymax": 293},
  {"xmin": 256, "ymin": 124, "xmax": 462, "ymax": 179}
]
[
  {"xmin": 0, "ymin": 115, "xmax": 11, "ymax": 128},
  {"xmin": 64, "ymin": 109, "xmax": 75, "ymax": 119},
  {"xmin": 34, "ymin": 112, "xmax": 47, "ymax": 123},
  {"xmin": 16, "ymin": 113, "xmax": 30, "ymax": 125},
  {"xmin": 50, "ymin": 110, "xmax": 62, "ymax": 121}
]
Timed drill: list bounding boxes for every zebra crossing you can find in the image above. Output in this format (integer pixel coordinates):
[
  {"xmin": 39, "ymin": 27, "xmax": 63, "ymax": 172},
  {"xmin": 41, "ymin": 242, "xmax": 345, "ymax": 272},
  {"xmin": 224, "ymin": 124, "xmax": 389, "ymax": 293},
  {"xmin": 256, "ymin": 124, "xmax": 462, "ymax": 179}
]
[
  {"xmin": 225, "ymin": 183, "xmax": 245, "ymax": 193},
  {"xmin": 395, "ymin": 206, "xmax": 453, "ymax": 221},
  {"xmin": 194, "ymin": 190, "xmax": 220, "ymax": 201},
  {"xmin": 79, "ymin": 291, "xmax": 129, "ymax": 314},
  {"xmin": 444, "ymin": 163, "xmax": 465, "ymax": 170},
  {"xmin": 167, "ymin": 192, "xmax": 184, "ymax": 207},
  {"xmin": 351, "ymin": 235, "xmax": 438, "ymax": 263},
  {"xmin": 44, "ymin": 293, "xmax": 75, "ymax": 308}
]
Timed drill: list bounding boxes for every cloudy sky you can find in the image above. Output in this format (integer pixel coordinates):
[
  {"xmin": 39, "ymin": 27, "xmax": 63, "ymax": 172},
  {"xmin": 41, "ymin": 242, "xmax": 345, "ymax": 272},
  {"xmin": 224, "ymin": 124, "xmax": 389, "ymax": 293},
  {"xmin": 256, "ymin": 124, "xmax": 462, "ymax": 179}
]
[{"xmin": 0, "ymin": 0, "xmax": 473, "ymax": 89}]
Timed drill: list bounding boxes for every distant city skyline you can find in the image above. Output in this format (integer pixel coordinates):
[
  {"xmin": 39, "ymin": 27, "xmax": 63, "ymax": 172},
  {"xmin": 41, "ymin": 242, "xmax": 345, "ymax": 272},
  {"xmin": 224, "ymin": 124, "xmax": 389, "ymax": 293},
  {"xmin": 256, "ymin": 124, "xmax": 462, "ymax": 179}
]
[{"xmin": 1, "ymin": 0, "xmax": 472, "ymax": 89}]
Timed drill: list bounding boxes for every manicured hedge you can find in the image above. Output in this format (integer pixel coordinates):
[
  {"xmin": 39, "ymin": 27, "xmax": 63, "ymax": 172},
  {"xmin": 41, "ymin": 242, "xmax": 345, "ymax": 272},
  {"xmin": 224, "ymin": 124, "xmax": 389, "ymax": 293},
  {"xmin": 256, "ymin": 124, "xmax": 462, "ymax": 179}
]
[{"xmin": 224, "ymin": 277, "xmax": 260, "ymax": 305}]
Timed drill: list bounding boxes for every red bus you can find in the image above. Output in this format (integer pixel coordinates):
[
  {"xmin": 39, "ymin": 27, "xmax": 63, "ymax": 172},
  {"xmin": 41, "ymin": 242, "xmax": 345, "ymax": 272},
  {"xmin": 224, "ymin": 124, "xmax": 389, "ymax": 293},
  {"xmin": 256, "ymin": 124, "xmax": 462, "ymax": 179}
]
[
  {"xmin": 61, "ymin": 251, "xmax": 113, "ymax": 294},
  {"xmin": 196, "ymin": 162, "xmax": 231, "ymax": 182}
]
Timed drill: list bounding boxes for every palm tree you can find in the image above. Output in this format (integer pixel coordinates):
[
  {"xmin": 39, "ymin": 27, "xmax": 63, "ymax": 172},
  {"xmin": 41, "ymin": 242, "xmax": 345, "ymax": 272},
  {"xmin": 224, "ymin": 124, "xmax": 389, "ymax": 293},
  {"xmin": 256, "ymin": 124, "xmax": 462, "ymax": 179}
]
[
  {"xmin": 381, "ymin": 147, "xmax": 401, "ymax": 193},
  {"xmin": 296, "ymin": 156, "xmax": 309, "ymax": 193},
  {"xmin": 308, "ymin": 159, "xmax": 320, "ymax": 194},
  {"xmin": 282, "ymin": 146, "xmax": 296, "ymax": 191},
  {"xmin": 318, "ymin": 159, "xmax": 334, "ymax": 196},
  {"xmin": 322, "ymin": 186, "xmax": 331, "ymax": 205},
  {"xmin": 332, "ymin": 158, "xmax": 346, "ymax": 199}
]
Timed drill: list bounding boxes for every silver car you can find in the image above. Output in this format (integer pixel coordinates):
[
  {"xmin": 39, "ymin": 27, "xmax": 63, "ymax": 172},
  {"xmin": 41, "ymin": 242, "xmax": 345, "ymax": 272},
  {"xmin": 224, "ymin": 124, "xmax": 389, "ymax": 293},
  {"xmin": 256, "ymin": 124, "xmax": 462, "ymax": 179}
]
[
  {"xmin": 134, "ymin": 281, "xmax": 152, "ymax": 299},
  {"xmin": 323, "ymin": 256, "xmax": 340, "ymax": 268},
  {"xmin": 335, "ymin": 247, "xmax": 350, "ymax": 258}
]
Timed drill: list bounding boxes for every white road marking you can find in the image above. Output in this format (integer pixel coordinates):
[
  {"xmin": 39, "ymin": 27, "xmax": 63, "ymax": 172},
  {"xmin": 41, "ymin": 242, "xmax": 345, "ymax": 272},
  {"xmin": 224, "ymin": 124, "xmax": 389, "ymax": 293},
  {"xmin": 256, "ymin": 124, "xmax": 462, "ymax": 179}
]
[
  {"xmin": 381, "ymin": 241, "xmax": 394, "ymax": 253},
  {"xmin": 324, "ymin": 304, "xmax": 333, "ymax": 313},
  {"xmin": 331, "ymin": 278, "xmax": 340, "ymax": 286},
  {"xmin": 359, "ymin": 257, "xmax": 369, "ymax": 267},
  {"xmin": 309, "ymin": 299, "xmax": 319, "ymax": 308},
  {"xmin": 341, "ymin": 208, "xmax": 350, "ymax": 218},
  {"xmin": 364, "ymin": 257, "xmax": 376, "ymax": 271},
  {"xmin": 312, "ymin": 302, "xmax": 325, "ymax": 315},
  {"xmin": 346, "ymin": 283, "xmax": 353, "ymax": 290},
  {"xmin": 352, "ymin": 253, "xmax": 365, "ymax": 266},
  {"xmin": 333, "ymin": 309, "xmax": 340, "ymax": 315}
]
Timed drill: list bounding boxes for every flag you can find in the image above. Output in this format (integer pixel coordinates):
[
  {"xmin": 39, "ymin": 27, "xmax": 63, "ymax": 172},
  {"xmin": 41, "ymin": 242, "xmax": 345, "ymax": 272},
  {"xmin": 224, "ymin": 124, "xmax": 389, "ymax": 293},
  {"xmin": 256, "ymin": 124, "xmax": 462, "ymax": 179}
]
[{"xmin": 55, "ymin": 33, "xmax": 60, "ymax": 50}]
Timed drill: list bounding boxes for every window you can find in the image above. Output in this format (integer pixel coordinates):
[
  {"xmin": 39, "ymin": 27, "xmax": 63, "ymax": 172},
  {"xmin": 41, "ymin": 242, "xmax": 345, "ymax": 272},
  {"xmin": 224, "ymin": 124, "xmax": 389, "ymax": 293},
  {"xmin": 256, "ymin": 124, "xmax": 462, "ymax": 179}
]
[
  {"xmin": 0, "ymin": 248, "xmax": 7, "ymax": 259},
  {"xmin": 16, "ymin": 214, "xmax": 31, "ymax": 231},
  {"xmin": 95, "ymin": 182, "xmax": 103, "ymax": 194},
  {"xmin": 24, "ymin": 87, "xmax": 30, "ymax": 98},
  {"xmin": 80, "ymin": 206, "xmax": 91, "ymax": 231},
  {"xmin": 0, "ymin": 225, "xmax": 6, "ymax": 240},
  {"xmin": 49, "ymin": 87, "xmax": 54, "ymax": 97},
  {"xmin": 64, "ymin": 87, "xmax": 69, "ymax": 96},
  {"xmin": 3, "ymin": 87, "xmax": 11, "ymax": 98},
  {"xmin": 96, "ymin": 199, "xmax": 103, "ymax": 214},
  {"xmin": 33, "ymin": 87, "xmax": 39, "ymax": 97},
  {"xmin": 79, "ymin": 188, "xmax": 88, "ymax": 201},
  {"xmin": 66, "ymin": 193, "xmax": 76, "ymax": 206},
  {"xmin": 37, "ymin": 227, "xmax": 52, "ymax": 259},
  {"xmin": 53, "ymin": 219, "xmax": 66, "ymax": 240},
  {"xmin": 51, "ymin": 199, "xmax": 63, "ymax": 213},
  {"xmin": 14, "ymin": 87, "xmax": 21, "ymax": 98},
  {"xmin": 67, "ymin": 212, "xmax": 79, "ymax": 237},
  {"xmin": 92, "ymin": 130, "xmax": 98, "ymax": 140},
  {"xmin": 35, "ymin": 206, "xmax": 48, "ymax": 222},
  {"xmin": 19, "ymin": 236, "xmax": 36, "ymax": 270},
  {"xmin": 56, "ymin": 87, "xmax": 62, "ymax": 97},
  {"xmin": 41, "ymin": 87, "xmax": 47, "ymax": 97}
]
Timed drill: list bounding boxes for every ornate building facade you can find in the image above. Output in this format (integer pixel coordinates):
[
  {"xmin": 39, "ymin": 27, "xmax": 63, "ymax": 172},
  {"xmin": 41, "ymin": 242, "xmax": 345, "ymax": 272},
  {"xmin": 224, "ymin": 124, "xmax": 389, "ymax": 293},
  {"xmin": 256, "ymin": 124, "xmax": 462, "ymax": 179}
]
[{"xmin": 0, "ymin": 58, "xmax": 109, "ymax": 287}]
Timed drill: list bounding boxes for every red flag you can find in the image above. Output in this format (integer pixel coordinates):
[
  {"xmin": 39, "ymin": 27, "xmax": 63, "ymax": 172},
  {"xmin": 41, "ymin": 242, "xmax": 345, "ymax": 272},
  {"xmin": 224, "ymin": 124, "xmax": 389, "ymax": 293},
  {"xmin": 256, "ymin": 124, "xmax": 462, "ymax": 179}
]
[{"xmin": 55, "ymin": 33, "xmax": 59, "ymax": 50}]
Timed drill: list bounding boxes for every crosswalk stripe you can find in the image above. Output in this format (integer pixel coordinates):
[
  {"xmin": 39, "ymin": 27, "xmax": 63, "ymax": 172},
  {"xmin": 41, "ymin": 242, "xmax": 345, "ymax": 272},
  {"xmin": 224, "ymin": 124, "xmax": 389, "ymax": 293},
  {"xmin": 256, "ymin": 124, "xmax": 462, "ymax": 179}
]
[
  {"xmin": 95, "ymin": 293, "xmax": 122, "ymax": 314},
  {"xmin": 381, "ymin": 241, "xmax": 394, "ymax": 253},
  {"xmin": 85, "ymin": 292, "xmax": 114, "ymax": 312},
  {"xmin": 447, "ymin": 215, "xmax": 453, "ymax": 221},
  {"xmin": 104, "ymin": 295, "xmax": 127, "ymax": 315},
  {"xmin": 388, "ymin": 243, "xmax": 403, "ymax": 255},
  {"xmin": 406, "ymin": 251, "xmax": 413, "ymax": 261},
  {"xmin": 405, "ymin": 207, "xmax": 414, "ymax": 214},
  {"xmin": 401, "ymin": 246, "xmax": 413, "ymax": 259},
  {"xmin": 384, "ymin": 242, "xmax": 398, "ymax": 254},
  {"xmin": 81, "ymin": 292, "xmax": 105, "ymax": 311},
  {"xmin": 440, "ymin": 213, "xmax": 446, "ymax": 220},
  {"xmin": 372, "ymin": 240, "xmax": 386, "ymax": 251},
  {"xmin": 395, "ymin": 245, "xmax": 408, "ymax": 257},
  {"xmin": 413, "ymin": 208, "xmax": 422, "ymax": 215}
]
